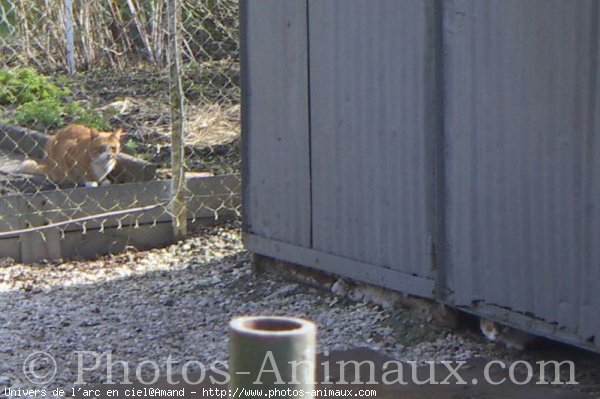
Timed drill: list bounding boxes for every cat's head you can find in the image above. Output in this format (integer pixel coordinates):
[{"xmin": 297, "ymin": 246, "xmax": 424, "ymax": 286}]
[
  {"xmin": 89, "ymin": 128, "xmax": 123, "ymax": 158},
  {"xmin": 480, "ymin": 319, "xmax": 502, "ymax": 341}
]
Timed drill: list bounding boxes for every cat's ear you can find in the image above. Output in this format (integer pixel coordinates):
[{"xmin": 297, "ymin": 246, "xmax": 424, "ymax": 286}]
[{"xmin": 112, "ymin": 128, "xmax": 123, "ymax": 140}]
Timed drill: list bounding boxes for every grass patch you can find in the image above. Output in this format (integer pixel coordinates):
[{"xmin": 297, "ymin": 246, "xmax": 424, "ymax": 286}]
[
  {"xmin": 0, "ymin": 68, "xmax": 111, "ymax": 132},
  {"xmin": 0, "ymin": 68, "xmax": 68, "ymax": 105}
]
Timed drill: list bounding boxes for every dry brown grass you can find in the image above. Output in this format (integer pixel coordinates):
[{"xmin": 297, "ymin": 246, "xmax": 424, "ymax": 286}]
[{"xmin": 185, "ymin": 103, "xmax": 240, "ymax": 148}]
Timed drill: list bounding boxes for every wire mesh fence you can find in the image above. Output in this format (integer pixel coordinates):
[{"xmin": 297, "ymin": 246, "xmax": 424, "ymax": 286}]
[{"xmin": 0, "ymin": 0, "xmax": 240, "ymax": 261}]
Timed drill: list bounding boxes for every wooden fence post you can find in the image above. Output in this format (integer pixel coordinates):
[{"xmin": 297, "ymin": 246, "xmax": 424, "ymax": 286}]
[
  {"xmin": 167, "ymin": 0, "xmax": 187, "ymax": 240},
  {"xmin": 64, "ymin": 0, "xmax": 75, "ymax": 74}
]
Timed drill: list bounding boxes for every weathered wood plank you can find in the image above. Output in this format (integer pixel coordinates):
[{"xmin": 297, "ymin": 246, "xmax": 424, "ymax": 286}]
[
  {"xmin": 59, "ymin": 223, "xmax": 175, "ymax": 260},
  {"xmin": 19, "ymin": 194, "xmax": 62, "ymax": 263},
  {"xmin": 0, "ymin": 174, "xmax": 239, "ymax": 262},
  {"xmin": 0, "ymin": 209, "xmax": 239, "ymax": 263},
  {"xmin": 0, "ymin": 174, "xmax": 240, "ymax": 235},
  {"xmin": 109, "ymin": 153, "xmax": 157, "ymax": 183},
  {"xmin": 0, "ymin": 123, "xmax": 48, "ymax": 158},
  {"xmin": 0, "ymin": 237, "xmax": 21, "ymax": 262}
]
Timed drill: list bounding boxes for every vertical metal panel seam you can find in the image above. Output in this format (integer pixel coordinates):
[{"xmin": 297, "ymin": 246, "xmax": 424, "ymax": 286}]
[
  {"xmin": 432, "ymin": 0, "xmax": 449, "ymax": 301},
  {"xmin": 239, "ymin": 0, "xmax": 251, "ymax": 235},
  {"xmin": 306, "ymin": 0, "xmax": 314, "ymax": 250},
  {"xmin": 581, "ymin": 0, "xmax": 599, "ymax": 341}
]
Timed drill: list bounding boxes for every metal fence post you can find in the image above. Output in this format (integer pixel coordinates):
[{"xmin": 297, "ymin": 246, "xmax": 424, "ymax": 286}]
[
  {"xmin": 64, "ymin": 0, "xmax": 75, "ymax": 74},
  {"xmin": 168, "ymin": 0, "xmax": 187, "ymax": 240}
]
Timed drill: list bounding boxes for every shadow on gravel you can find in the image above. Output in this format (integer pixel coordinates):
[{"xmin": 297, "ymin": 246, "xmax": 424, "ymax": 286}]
[{"xmin": 1, "ymin": 251, "xmax": 600, "ymax": 398}]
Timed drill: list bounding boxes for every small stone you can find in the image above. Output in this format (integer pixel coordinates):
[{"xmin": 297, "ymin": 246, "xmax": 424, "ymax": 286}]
[{"xmin": 163, "ymin": 298, "xmax": 175, "ymax": 307}]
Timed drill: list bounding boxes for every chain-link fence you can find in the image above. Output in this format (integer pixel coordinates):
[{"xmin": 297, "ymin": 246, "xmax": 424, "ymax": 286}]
[{"xmin": 0, "ymin": 0, "xmax": 240, "ymax": 262}]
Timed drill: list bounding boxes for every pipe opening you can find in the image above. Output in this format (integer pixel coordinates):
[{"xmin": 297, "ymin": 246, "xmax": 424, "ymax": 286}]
[{"xmin": 242, "ymin": 318, "xmax": 304, "ymax": 332}]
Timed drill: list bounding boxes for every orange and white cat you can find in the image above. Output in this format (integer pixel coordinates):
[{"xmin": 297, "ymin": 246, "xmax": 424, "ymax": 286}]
[
  {"xmin": 480, "ymin": 318, "xmax": 536, "ymax": 350},
  {"xmin": 21, "ymin": 124, "xmax": 122, "ymax": 187}
]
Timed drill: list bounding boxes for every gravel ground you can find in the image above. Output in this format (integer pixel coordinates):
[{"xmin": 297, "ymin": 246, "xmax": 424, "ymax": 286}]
[{"xmin": 0, "ymin": 222, "xmax": 599, "ymax": 397}]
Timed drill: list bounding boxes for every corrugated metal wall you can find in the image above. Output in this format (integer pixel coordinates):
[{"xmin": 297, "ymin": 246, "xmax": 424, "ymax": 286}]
[
  {"xmin": 241, "ymin": 1, "xmax": 311, "ymax": 246},
  {"xmin": 242, "ymin": 0, "xmax": 600, "ymax": 352},
  {"xmin": 309, "ymin": 0, "xmax": 435, "ymax": 279},
  {"xmin": 242, "ymin": 0, "xmax": 437, "ymax": 297},
  {"xmin": 444, "ymin": 0, "xmax": 600, "ymax": 349}
]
